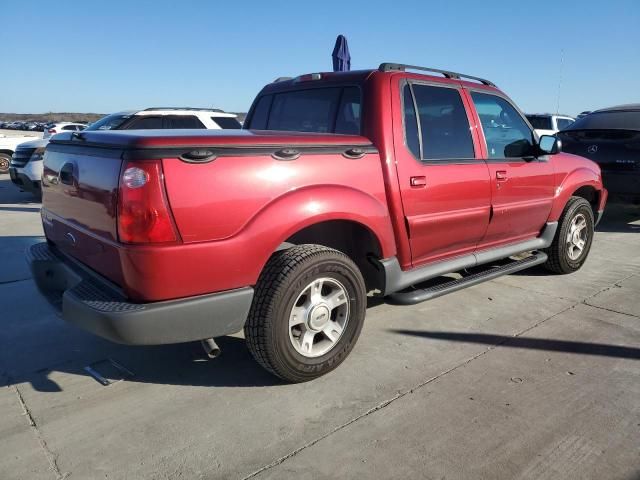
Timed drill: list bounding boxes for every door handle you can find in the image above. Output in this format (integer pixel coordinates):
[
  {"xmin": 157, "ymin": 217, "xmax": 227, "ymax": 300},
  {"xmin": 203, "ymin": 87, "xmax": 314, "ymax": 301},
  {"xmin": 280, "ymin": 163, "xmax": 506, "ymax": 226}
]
[
  {"xmin": 496, "ymin": 170, "xmax": 508, "ymax": 181},
  {"xmin": 410, "ymin": 176, "xmax": 427, "ymax": 187}
]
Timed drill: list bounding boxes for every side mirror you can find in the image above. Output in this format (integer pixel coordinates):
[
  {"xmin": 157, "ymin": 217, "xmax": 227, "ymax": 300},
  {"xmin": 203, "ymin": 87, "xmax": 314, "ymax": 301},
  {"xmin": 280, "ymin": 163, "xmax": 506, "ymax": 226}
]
[{"xmin": 538, "ymin": 135, "xmax": 562, "ymax": 155}]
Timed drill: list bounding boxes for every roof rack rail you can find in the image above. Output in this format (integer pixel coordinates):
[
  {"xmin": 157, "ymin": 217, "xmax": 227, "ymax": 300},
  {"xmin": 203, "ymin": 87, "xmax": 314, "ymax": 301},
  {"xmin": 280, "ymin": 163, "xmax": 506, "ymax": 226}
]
[
  {"xmin": 273, "ymin": 76, "xmax": 293, "ymax": 83},
  {"xmin": 142, "ymin": 107, "xmax": 225, "ymax": 113},
  {"xmin": 379, "ymin": 63, "xmax": 495, "ymax": 87}
]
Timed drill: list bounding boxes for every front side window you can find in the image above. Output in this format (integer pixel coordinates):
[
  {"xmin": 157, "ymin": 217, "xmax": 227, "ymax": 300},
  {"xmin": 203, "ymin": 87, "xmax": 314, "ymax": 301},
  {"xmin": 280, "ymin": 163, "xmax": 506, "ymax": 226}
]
[
  {"xmin": 472, "ymin": 92, "xmax": 534, "ymax": 158},
  {"xmin": 403, "ymin": 83, "xmax": 475, "ymax": 160}
]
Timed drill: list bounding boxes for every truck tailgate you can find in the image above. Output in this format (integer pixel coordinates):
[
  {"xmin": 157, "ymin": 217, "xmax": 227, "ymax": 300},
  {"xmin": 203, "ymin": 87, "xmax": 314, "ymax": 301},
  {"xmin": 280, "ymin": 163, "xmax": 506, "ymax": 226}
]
[{"xmin": 41, "ymin": 141, "xmax": 125, "ymax": 286}]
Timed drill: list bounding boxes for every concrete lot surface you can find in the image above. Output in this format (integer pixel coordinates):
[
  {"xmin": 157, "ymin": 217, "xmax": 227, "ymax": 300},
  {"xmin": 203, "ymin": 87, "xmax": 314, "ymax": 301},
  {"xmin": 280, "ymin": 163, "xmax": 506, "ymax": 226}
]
[
  {"xmin": 1, "ymin": 174, "xmax": 638, "ymax": 479},
  {"xmin": 0, "ymin": 129, "xmax": 43, "ymax": 139}
]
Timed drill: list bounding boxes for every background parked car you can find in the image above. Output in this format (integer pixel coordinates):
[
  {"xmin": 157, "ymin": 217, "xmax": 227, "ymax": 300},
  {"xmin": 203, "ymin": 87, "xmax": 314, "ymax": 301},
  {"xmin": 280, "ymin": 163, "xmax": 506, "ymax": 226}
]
[
  {"xmin": 87, "ymin": 107, "xmax": 243, "ymax": 131},
  {"xmin": 43, "ymin": 122, "xmax": 86, "ymax": 138},
  {"xmin": 558, "ymin": 104, "xmax": 640, "ymax": 203},
  {"xmin": 0, "ymin": 134, "xmax": 38, "ymax": 173},
  {"xmin": 526, "ymin": 113, "xmax": 575, "ymax": 137},
  {"xmin": 9, "ymin": 107, "xmax": 242, "ymax": 199}
]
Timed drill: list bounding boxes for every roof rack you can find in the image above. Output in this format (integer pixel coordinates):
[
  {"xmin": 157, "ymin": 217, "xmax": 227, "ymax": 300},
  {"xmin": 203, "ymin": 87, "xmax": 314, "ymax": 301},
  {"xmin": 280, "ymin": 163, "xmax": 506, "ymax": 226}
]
[
  {"xmin": 273, "ymin": 76, "xmax": 293, "ymax": 83},
  {"xmin": 379, "ymin": 63, "xmax": 495, "ymax": 87},
  {"xmin": 142, "ymin": 107, "xmax": 225, "ymax": 113}
]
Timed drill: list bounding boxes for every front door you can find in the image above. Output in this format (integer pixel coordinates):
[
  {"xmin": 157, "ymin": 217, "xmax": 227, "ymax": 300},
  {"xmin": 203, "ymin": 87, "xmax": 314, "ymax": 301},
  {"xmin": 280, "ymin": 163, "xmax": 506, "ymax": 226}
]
[
  {"xmin": 395, "ymin": 81, "xmax": 492, "ymax": 267},
  {"xmin": 467, "ymin": 91, "xmax": 555, "ymax": 249}
]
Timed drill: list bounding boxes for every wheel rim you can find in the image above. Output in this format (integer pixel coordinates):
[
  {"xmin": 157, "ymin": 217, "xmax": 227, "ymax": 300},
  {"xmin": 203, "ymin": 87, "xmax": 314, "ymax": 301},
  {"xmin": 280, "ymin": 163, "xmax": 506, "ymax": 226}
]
[
  {"xmin": 288, "ymin": 277, "xmax": 350, "ymax": 358},
  {"xmin": 0, "ymin": 157, "xmax": 8, "ymax": 171},
  {"xmin": 566, "ymin": 213, "xmax": 588, "ymax": 261}
]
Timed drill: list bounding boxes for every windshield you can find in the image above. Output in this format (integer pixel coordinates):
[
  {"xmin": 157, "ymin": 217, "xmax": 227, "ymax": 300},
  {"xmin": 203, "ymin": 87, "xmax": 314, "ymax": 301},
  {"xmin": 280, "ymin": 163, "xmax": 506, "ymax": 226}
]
[
  {"xmin": 526, "ymin": 115, "xmax": 553, "ymax": 130},
  {"xmin": 85, "ymin": 113, "xmax": 133, "ymax": 131}
]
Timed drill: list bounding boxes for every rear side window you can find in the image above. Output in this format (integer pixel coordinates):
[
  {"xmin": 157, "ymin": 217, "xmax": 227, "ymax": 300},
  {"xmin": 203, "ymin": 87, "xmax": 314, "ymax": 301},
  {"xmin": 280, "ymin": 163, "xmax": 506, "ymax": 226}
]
[
  {"xmin": 404, "ymin": 84, "xmax": 475, "ymax": 160},
  {"xmin": 126, "ymin": 116, "xmax": 164, "ymax": 129},
  {"xmin": 248, "ymin": 87, "xmax": 361, "ymax": 134},
  {"xmin": 62, "ymin": 125, "xmax": 80, "ymax": 131},
  {"xmin": 167, "ymin": 115, "xmax": 205, "ymax": 129},
  {"xmin": 472, "ymin": 92, "xmax": 534, "ymax": 158},
  {"xmin": 402, "ymin": 85, "xmax": 420, "ymax": 158},
  {"xmin": 526, "ymin": 115, "xmax": 553, "ymax": 130},
  {"xmin": 212, "ymin": 117, "xmax": 242, "ymax": 129},
  {"xmin": 556, "ymin": 118, "xmax": 574, "ymax": 131}
]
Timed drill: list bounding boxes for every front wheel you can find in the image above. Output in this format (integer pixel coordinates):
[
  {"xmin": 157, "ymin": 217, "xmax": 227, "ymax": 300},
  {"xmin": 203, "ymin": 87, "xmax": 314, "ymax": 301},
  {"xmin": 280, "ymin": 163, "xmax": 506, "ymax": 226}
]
[
  {"xmin": 0, "ymin": 153, "xmax": 10, "ymax": 174},
  {"xmin": 245, "ymin": 245, "xmax": 366, "ymax": 382},
  {"xmin": 543, "ymin": 196, "xmax": 595, "ymax": 274}
]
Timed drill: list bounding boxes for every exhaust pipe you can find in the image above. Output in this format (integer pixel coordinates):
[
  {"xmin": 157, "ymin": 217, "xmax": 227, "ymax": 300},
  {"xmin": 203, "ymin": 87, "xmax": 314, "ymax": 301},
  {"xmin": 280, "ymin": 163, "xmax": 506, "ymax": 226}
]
[{"xmin": 201, "ymin": 338, "xmax": 221, "ymax": 359}]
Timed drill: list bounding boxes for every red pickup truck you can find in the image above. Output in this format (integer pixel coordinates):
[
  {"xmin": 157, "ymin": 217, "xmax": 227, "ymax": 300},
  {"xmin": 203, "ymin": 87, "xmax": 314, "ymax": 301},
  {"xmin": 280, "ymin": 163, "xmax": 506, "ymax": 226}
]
[{"xmin": 28, "ymin": 63, "xmax": 607, "ymax": 382}]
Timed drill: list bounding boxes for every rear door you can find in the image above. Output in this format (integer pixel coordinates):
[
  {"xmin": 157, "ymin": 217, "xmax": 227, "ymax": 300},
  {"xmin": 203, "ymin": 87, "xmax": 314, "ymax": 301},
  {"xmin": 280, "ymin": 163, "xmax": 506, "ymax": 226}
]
[
  {"xmin": 394, "ymin": 81, "xmax": 491, "ymax": 266},
  {"xmin": 467, "ymin": 91, "xmax": 555, "ymax": 248}
]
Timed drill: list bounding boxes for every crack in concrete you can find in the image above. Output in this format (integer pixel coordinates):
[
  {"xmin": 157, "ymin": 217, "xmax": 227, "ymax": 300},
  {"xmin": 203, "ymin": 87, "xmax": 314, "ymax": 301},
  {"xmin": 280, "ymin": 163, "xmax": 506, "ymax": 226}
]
[
  {"xmin": 582, "ymin": 302, "xmax": 640, "ymax": 320},
  {"xmin": 0, "ymin": 277, "xmax": 31, "ymax": 286},
  {"xmin": 12, "ymin": 384, "xmax": 68, "ymax": 480},
  {"xmin": 243, "ymin": 272, "xmax": 637, "ymax": 479}
]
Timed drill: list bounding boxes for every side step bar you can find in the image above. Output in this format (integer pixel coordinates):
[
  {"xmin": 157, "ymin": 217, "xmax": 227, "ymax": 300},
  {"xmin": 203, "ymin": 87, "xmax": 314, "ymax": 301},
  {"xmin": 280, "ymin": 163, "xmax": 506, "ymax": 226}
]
[{"xmin": 387, "ymin": 252, "xmax": 548, "ymax": 305}]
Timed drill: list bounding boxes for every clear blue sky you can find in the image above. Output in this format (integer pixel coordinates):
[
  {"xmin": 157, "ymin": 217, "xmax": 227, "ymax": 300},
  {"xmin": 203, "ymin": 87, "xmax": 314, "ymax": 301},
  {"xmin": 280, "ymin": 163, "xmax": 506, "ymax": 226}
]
[{"xmin": 1, "ymin": 0, "xmax": 638, "ymax": 116}]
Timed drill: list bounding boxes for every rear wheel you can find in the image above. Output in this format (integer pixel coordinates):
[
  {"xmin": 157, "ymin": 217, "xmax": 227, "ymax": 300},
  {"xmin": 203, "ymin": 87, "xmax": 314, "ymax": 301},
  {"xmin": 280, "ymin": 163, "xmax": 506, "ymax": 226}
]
[
  {"xmin": 245, "ymin": 245, "xmax": 366, "ymax": 382},
  {"xmin": 0, "ymin": 153, "xmax": 10, "ymax": 174},
  {"xmin": 544, "ymin": 196, "xmax": 594, "ymax": 274}
]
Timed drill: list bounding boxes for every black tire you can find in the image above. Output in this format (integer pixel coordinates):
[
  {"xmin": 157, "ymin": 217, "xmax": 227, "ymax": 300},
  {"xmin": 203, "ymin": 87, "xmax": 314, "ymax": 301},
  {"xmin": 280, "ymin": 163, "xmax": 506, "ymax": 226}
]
[
  {"xmin": 245, "ymin": 244, "xmax": 366, "ymax": 382},
  {"xmin": 0, "ymin": 153, "xmax": 10, "ymax": 174},
  {"xmin": 543, "ymin": 196, "xmax": 594, "ymax": 274}
]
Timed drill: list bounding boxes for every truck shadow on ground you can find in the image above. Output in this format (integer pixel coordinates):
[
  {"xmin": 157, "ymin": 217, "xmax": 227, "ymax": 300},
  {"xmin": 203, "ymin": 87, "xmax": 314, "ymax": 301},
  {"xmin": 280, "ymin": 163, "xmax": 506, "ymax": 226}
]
[
  {"xmin": 390, "ymin": 330, "xmax": 640, "ymax": 360},
  {"xmin": 595, "ymin": 201, "xmax": 640, "ymax": 233},
  {"xmin": 5, "ymin": 336, "xmax": 285, "ymax": 393},
  {"xmin": 0, "ymin": 177, "xmax": 40, "ymax": 206}
]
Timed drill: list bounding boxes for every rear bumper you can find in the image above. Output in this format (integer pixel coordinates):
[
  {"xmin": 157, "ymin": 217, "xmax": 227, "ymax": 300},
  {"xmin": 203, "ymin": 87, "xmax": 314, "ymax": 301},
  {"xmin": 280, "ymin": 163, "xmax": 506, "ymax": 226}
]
[{"xmin": 26, "ymin": 242, "xmax": 254, "ymax": 345}]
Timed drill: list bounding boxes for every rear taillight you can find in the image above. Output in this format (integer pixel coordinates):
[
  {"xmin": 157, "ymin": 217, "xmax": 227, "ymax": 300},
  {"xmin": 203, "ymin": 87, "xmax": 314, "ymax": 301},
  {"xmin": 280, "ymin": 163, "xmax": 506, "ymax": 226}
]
[
  {"xmin": 48, "ymin": 129, "xmax": 56, "ymax": 134},
  {"xmin": 117, "ymin": 160, "xmax": 179, "ymax": 244}
]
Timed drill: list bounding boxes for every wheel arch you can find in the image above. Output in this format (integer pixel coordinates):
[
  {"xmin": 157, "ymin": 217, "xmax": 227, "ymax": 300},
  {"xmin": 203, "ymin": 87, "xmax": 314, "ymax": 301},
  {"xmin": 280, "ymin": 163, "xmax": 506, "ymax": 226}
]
[
  {"xmin": 548, "ymin": 168, "xmax": 603, "ymax": 222},
  {"xmin": 281, "ymin": 219, "xmax": 385, "ymax": 292}
]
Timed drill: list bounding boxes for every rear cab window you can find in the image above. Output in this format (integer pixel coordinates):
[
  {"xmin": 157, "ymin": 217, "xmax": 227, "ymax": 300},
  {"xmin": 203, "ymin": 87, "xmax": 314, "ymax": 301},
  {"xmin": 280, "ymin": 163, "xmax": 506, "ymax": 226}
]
[{"xmin": 246, "ymin": 86, "xmax": 361, "ymax": 134}]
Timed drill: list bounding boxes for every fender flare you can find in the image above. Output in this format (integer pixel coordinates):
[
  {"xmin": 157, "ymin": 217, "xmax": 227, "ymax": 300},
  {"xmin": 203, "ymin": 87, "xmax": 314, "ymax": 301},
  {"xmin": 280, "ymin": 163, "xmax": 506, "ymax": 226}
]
[
  {"xmin": 548, "ymin": 167, "xmax": 603, "ymax": 221},
  {"xmin": 235, "ymin": 184, "xmax": 397, "ymax": 279}
]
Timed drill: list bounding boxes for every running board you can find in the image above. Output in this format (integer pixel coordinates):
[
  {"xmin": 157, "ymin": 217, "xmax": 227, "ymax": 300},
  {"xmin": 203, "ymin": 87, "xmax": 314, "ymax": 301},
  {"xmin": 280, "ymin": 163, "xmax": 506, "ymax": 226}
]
[{"xmin": 387, "ymin": 252, "xmax": 548, "ymax": 305}]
